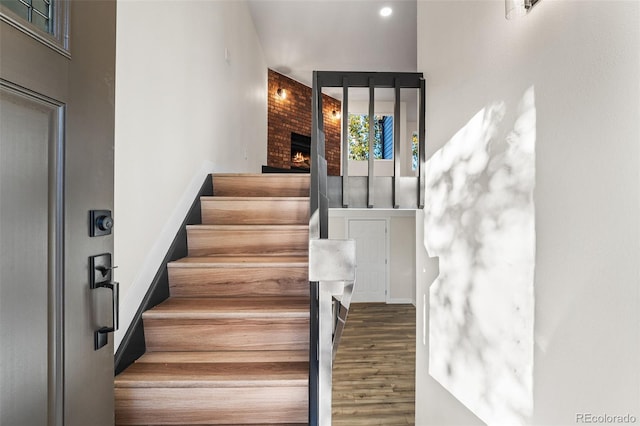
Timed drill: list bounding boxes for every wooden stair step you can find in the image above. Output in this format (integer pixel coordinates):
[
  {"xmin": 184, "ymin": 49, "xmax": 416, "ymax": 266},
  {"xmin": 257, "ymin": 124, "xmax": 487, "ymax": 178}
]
[
  {"xmin": 201, "ymin": 196, "xmax": 309, "ymax": 225},
  {"xmin": 135, "ymin": 350, "xmax": 308, "ymax": 364},
  {"xmin": 115, "ymin": 387, "xmax": 307, "ymax": 425},
  {"xmin": 114, "ymin": 361, "xmax": 308, "ymax": 388},
  {"xmin": 186, "ymin": 225, "xmax": 308, "ymax": 257},
  {"xmin": 142, "ymin": 297, "xmax": 309, "ymax": 319},
  {"xmin": 115, "ymin": 362, "xmax": 308, "ymax": 424},
  {"xmin": 143, "ymin": 297, "xmax": 309, "ymax": 352},
  {"xmin": 168, "ymin": 256, "xmax": 308, "ymax": 298},
  {"xmin": 168, "ymin": 255, "xmax": 308, "ymax": 267},
  {"xmin": 212, "ymin": 173, "xmax": 310, "ymax": 197}
]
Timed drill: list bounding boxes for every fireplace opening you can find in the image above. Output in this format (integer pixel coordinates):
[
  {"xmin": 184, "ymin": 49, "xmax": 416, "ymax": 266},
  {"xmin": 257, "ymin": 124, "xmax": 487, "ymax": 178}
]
[{"xmin": 291, "ymin": 132, "xmax": 311, "ymax": 171}]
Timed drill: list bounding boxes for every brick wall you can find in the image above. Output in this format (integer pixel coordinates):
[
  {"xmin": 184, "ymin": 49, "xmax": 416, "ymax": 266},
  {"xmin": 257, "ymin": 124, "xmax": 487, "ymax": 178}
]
[{"xmin": 268, "ymin": 69, "xmax": 341, "ymax": 175}]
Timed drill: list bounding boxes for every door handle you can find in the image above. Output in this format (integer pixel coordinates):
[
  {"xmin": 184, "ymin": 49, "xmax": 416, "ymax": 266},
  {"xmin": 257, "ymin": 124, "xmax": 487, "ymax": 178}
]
[
  {"xmin": 89, "ymin": 253, "xmax": 119, "ymax": 350},
  {"xmin": 94, "ymin": 280, "xmax": 119, "ymax": 350},
  {"xmin": 97, "ymin": 280, "xmax": 119, "ymax": 332}
]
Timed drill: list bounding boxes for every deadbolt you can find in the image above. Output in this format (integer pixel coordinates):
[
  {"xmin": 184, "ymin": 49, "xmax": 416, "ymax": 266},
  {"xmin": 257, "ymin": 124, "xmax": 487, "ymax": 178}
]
[
  {"xmin": 90, "ymin": 210, "xmax": 113, "ymax": 237},
  {"xmin": 97, "ymin": 215, "xmax": 113, "ymax": 231}
]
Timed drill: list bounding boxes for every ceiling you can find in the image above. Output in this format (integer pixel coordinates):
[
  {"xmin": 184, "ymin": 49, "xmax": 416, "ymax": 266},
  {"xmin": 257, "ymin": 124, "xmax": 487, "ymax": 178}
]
[{"xmin": 247, "ymin": 0, "xmax": 418, "ymax": 119}]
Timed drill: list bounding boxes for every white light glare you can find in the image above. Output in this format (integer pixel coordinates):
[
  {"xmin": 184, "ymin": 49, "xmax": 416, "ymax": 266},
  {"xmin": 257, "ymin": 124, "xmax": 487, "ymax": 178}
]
[{"xmin": 380, "ymin": 6, "xmax": 392, "ymax": 17}]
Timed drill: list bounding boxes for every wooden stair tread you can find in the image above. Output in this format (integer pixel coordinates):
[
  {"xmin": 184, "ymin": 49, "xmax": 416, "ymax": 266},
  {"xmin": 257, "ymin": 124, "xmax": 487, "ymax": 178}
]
[
  {"xmin": 136, "ymin": 351, "xmax": 308, "ymax": 364},
  {"xmin": 114, "ymin": 361, "xmax": 308, "ymax": 388},
  {"xmin": 186, "ymin": 224, "xmax": 308, "ymax": 231},
  {"xmin": 212, "ymin": 173, "xmax": 310, "ymax": 178},
  {"xmin": 168, "ymin": 256, "xmax": 308, "ymax": 268},
  {"xmin": 212, "ymin": 174, "xmax": 310, "ymax": 198},
  {"xmin": 200, "ymin": 196, "xmax": 309, "ymax": 201},
  {"xmin": 167, "ymin": 258, "xmax": 309, "ymax": 298},
  {"xmin": 143, "ymin": 297, "xmax": 309, "ymax": 319},
  {"xmin": 187, "ymin": 225, "xmax": 308, "ymax": 257},
  {"xmin": 200, "ymin": 196, "xmax": 309, "ymax": 225}
]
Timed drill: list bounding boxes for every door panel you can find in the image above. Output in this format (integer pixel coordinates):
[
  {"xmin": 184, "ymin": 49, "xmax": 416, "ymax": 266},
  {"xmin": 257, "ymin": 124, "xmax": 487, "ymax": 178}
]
[
  {"xmin": 348, "ymin": 219, "xmax": 387, "ymax": 302},
  {"xmin": 0, "ymin": 83, "xmax": 63, "ymax": 426},
  {"xmin": 0, "ymin": 1, "xmax": 116, "ymax": 425}
]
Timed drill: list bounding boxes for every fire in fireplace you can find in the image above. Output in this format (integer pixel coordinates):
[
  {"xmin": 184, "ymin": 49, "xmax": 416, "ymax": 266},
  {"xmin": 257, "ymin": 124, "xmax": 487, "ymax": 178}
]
[{"xmin": 290, "ymin": 132, "xmax": 311, "ymax": 170}]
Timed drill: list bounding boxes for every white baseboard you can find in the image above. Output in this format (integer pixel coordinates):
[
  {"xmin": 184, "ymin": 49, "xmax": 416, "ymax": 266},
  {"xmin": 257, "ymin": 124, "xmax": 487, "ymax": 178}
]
[
  {"xmin": 387, "ymin": 298, "xmax": 414, "ymax": 304},
  {"xmin": 114, "ymin": 160, "xmax": 215, "ymax": 351}
]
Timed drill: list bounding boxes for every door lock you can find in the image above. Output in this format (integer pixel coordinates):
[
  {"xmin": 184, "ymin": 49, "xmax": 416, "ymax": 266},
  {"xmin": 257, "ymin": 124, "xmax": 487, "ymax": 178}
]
[{"xmin": 90, "ymin": 210, "xmax": 113, "ymax": 236}]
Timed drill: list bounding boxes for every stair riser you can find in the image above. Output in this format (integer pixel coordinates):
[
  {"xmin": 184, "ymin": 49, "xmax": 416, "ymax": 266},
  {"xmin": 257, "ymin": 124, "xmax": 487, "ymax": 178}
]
[
  {"xmin": 143, "ymin": 318, "xmax": 309, "ymax": 352},
  {"xmin": 187, "ymin": 228, "xmax": 308, "ymax": 257},
  {"xmin": 168, "ymin": 267, "xmax": 309, "ymax": 297},
  {"xmin": 213, "ymin": 175, "xmax": 310, "ymax": 197},
  {"xmin": 115, "ymin": 386, "xmax": 308, "ymax": 425},
  {"xmin": 201, "ymin": 199, "xmax": 309, "ymax": 225}
]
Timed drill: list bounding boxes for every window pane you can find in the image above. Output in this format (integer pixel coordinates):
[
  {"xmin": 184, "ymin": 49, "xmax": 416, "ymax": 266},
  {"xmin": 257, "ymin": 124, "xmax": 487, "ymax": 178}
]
[
  {"xmin": 1, "ymin": 0, "xmax": 29, "ymax": 20},
  {"xmin": 412, "ymin": 132, "xmax": 418, "ymax": 170},
  {"xmin": 380, "ymin": 115, "xmax": 393, "ymax": 159},
  {"xmin": 1, "ymin": 0, "xmax": 54, "ymax": 35},
  {"xmin": 32, "ymin": 0, "xmax": 47, "ymax": 17},
  {"xmin": 348, "ymin": 114, "xmax": 393, "ymax": 160},
  {"xmin": 31, "ymin": 10, "xmax": 49, "ymax": 33},
  {"xmin": 348, "ymin": 114, "xmax": 369, "ymax": 161}
]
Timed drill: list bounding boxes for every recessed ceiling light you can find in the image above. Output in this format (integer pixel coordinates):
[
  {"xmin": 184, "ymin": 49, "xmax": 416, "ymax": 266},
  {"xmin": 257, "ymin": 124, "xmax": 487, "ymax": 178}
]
[{"xmin": 380, "ymin": 6, "xmax": 392, "ymax": 17}]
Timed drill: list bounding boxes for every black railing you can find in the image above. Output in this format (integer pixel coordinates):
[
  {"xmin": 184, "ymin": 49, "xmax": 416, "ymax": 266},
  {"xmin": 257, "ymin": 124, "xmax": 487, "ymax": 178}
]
[
  {"xmin": 328, "ymin": 72, "xmax": 426, "ymax": 209},
  {"xmin": 308, "ymin": 69, "xmax": 325, "ymax": 426},
  {"xmin": 308, "ymin": 71, "xmax": 426, "ymax": 425}
]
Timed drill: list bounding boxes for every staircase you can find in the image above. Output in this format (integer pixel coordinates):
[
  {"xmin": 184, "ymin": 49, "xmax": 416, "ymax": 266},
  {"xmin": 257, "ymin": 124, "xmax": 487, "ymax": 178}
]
[{"xmin": 114, "ymin": 173, "xmax": 310, "ymax": 425}]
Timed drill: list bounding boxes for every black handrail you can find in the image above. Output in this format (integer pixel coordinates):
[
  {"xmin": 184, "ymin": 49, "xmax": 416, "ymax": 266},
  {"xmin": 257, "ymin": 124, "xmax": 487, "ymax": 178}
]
[
  {"xmin": 309, "ymin": 71, "xmax": 426, "ymax": 425},
  {"xmin": 308, "ymin": 70, "xmax": 323, "ymax": 426}
]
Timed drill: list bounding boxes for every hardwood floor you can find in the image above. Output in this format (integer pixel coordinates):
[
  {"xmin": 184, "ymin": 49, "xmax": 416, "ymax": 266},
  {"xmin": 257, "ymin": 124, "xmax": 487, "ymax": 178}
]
[{"xmin": 332, "ymin": 303, "xmax": 416, "ymax": 425}]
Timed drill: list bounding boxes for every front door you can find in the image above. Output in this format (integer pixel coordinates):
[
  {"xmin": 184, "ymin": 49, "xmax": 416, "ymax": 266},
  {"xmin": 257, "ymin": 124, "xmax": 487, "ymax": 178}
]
[{"xmin": 0, "ymin": 1, "xmax": 116, "ymax": 425}]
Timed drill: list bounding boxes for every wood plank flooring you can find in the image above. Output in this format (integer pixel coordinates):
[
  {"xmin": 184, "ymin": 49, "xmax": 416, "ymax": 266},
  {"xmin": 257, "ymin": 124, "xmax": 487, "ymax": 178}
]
[{"xmin": 332, "ymin": 303, "xmax": 416, "ymax": 425}]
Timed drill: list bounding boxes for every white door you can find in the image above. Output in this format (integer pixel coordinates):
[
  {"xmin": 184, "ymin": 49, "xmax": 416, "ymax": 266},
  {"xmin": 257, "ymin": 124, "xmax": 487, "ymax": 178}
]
[
  {"xmin": 348, "ymin": 219, "xmax": 388, "ymax": 302},
  {"xmin": 1, "ymin": 2, "xmax": 116, "ymax": 425}
]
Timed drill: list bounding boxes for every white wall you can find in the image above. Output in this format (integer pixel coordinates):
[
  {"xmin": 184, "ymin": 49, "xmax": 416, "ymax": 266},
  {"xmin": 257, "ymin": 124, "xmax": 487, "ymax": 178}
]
[
  {"xmin": 416, "ymin": 209, "xmax": 483, "ymax": 425},
  {"xmin": 114, "ymin": 0, "xmax": 267, "ymax": 349},
  {"xmin": 329, "ymin": 209, "xmax": 416, "ymax": 304},
  {"xmin": 416, "ymin": 1, "xmax": 640, "ymax": 424},
  {"xmin": 390, "ymin": 215, "xmax": 416, "ymax": 303}
]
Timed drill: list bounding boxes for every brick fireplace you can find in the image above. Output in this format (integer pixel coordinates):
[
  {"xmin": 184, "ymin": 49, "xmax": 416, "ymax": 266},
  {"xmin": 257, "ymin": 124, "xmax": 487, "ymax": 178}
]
[{"xmin": 267, "ymin": 69, "xmax": 341, "ymax": 175}]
